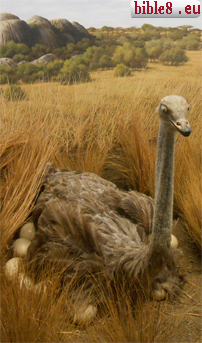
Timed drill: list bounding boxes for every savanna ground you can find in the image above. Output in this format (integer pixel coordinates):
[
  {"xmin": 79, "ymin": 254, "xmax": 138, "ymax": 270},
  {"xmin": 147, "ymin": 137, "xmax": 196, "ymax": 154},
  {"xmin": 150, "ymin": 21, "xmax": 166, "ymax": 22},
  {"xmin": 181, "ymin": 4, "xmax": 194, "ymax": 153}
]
[{"xmin": 1, "ymin": 50, "xmax": 201, "ymax": 342}]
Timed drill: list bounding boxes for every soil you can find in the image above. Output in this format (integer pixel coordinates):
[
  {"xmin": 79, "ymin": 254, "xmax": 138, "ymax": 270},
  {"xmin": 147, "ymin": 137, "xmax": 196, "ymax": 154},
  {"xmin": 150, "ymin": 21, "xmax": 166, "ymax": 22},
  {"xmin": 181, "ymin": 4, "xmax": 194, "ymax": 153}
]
[{"xmin": 159, "ymin": 221, "xmax": 201, "ymax": 343}]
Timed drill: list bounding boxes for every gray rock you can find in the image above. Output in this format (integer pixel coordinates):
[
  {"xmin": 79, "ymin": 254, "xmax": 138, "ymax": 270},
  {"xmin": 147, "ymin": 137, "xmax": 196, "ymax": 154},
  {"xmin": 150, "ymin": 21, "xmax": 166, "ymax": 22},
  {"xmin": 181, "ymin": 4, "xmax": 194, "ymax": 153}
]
[
  {"xmin": 0, "ymin": 57, "xmax": 18, "ymax": 68},
  {"xmin": 0, "ymin": 13, "xmax": 91, "ymax": 48},
  {"xmin": 0, "ymin": 13, "xmax": 20, "ymax": 21},
  {"xmin": 31, "ymin": 53, "xmax": 57, "ymax": 64},
  {"xmin": 72, "ymin": 21, "xmax": 91, "ymax": 38},
  {"xmin": 27, "ymin": 15, "xmax": 53, "ymax": 28},
  {"xmin": 0, "ymin": 19, "xmax": 31, "ymax": 45}
]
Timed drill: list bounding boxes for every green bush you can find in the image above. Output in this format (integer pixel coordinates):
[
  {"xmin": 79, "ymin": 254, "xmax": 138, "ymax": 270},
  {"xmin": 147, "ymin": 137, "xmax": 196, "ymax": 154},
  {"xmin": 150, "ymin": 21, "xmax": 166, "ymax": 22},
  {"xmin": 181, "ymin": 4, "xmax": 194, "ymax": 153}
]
[
  {"xmin": 146, "ymin": 40, "xmax": 162, "ymax": 60},
  {"xmin": 0, "ymin": 41, "xmax": 31, "ymax": 60},
  {"xmin": 113, "ymin": 43, "xmax": 148, "ymax": 69},
  {"xmin": 159, "ymin": 47, "xmax": 188, "ymax": 66},
  {"xmin": 0, "ymin": 65, "xmax": 18, "ymax": 84},
  {"xmin": 83, "ymin": 46, "xmax": 105, "ymax": 70},
  {"xmin": 16, "ymin": 63, "xmax": 42, "ymax": 83},
  {"xmin": 114, "ymin": 63, "xmax": 131, "ymax": 77},
  {"xmin": 45, "ymin": 59, "xmax": 64, "ymax": 78},
  {"xmin": 99, "ymin": 54, "xmax": 114, "ymax": 69},
  {"xmin": 3, "ymin": 85, "xmax": 27, "ymax": 100},
  {"xmin": 58, "ymin": 59, "xmax": 91, "ymax": 85}
]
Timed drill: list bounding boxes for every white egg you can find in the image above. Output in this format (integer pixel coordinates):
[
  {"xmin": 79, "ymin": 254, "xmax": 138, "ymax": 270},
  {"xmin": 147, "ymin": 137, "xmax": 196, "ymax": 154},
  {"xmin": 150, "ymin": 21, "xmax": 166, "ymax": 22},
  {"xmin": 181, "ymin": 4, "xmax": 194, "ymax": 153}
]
[
  {"xmin": 18, "ymin": 273, "xmax": 34, "ymax": 289},
  {"xmin": 4, "ymin": 257, "xmax": 23, "ymax": 279},
  {"xmin": 73, "ymin": 303, "xmax": 97, "ymax": 325},
  {"xmin": 151, "ymin": 288, "xmax": 167, "ymax": 301},
  {"xmin": 171, "ymin": 234, "xmax": 178, "ymax": 249},
  {"xmin": 33, "ymin": 281, "xmax": 47, "ymax": 294},
  {"xmin": 13, "ymin": 238, "xmax": 31, "ymax": 257},
  {"xmin": 20, "ymin": 222, "xmax": 36, "ymax": 241}
]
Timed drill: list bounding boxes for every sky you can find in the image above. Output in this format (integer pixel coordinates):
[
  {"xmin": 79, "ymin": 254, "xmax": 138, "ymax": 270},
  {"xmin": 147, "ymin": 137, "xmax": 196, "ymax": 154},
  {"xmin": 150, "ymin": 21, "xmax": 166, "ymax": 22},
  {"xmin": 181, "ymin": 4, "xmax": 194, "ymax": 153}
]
[{"xmin": 0, "ymin": 0, "xmax": 201, "ymax": 29}]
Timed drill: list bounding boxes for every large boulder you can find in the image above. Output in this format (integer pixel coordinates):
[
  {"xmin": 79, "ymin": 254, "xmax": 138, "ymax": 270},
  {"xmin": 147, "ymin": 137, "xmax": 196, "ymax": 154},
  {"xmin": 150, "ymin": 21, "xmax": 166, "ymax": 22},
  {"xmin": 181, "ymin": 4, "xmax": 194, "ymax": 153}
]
[
  {"xmin": 0, "ymin": 13, "xmax": 91, "ymax": 48},
  {"xmin": 26, "ymin": 15, "xmax": 62, "ymax": 48},
  {"xmin": 27, "ymin": 15, "xmax": 53, "ymax": 28},
  {"xmin": 31, "ymin": 53, "xmax": 57, "ymax": 64},
  {"xmin": 0, "ymin": 13, "xmax": 20, "ymax": 20},
  {"xmin": 0, "ymin": 57, "xmax": 18, "ymax": 68},
  {"xmin": 0, "ymin": 16, "xmax": 32, "ymax": 46},
  {"xmin": 72, "ymin": 21, "xmax": 91, "ymax": 39},
  {"xmin": 50, "ymin": 18, "xmax": 90, "ymax": 43}
]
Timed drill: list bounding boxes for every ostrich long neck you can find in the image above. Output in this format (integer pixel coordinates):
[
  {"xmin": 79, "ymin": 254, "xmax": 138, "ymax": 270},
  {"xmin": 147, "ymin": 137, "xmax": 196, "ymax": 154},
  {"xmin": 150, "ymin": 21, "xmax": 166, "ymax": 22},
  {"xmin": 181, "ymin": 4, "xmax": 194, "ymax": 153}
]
[{"xmin": 152, "ymin": 120, "xmax": 175, "ymax": 253}]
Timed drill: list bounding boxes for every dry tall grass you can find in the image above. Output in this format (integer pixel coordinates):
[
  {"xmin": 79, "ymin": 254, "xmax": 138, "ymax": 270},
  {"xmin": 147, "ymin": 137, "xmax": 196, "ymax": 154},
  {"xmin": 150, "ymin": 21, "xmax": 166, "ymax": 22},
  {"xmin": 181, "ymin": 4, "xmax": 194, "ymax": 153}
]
[{"xmin": 1, "ymin": 51, "xmax": 201, "ymax": 342}]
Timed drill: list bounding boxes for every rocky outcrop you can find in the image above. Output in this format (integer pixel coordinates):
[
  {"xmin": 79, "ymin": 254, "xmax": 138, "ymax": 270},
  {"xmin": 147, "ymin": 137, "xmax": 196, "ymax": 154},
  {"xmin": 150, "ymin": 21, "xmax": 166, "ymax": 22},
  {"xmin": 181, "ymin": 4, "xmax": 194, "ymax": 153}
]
[
  {"xmin": 0, "ymin": 13, "xmax": 91, "ymax": 47},
  {"xmin": 51, "ymin": 19, "xmax": 91, "ymax": 43},
  {"xmin": 0, "ymin": 54, "xmax": 58, "ymax": 68},
  {"xmin": 72, "ymin": 21, "xmax": 90, "ymax": 38},
  {"xmin": 31, "ymin": 53, "xmax": 57, "ymax": 64},
  {"xmin": 0, "ymin": 57, "xmax": 18, "ymax": 68},
  {"xmin": 0, "ymin": 17, "xmax": 32, "ymax": 46},
  {"xmin": 0, "ymin": 13, "xmax": 20, "ymax": 21}
]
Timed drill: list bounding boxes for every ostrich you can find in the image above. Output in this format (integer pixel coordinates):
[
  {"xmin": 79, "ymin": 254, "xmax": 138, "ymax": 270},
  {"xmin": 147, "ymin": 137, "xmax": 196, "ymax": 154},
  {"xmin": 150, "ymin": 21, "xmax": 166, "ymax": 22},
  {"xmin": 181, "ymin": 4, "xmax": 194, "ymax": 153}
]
[{"xmin": 27, "ymin": 95, "xmax": 191, "ymax": 324}]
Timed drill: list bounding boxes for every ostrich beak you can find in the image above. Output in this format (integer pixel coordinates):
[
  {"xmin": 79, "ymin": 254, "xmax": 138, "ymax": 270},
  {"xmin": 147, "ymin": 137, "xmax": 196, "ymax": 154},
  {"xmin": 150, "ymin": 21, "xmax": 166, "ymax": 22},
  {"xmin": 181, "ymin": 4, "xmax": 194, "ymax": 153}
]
[{"xmin": 169, "ymin": 119, "xmax": 192, "ymax": 137}]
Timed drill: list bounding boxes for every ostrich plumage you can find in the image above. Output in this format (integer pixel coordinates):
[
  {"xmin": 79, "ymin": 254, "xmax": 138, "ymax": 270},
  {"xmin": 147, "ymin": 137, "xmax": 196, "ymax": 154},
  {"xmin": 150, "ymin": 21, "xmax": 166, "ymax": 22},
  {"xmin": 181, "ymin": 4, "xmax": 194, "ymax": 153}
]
[{"xmin": 27, "ymin": 95, "xmax": 191, "ymax": 322}]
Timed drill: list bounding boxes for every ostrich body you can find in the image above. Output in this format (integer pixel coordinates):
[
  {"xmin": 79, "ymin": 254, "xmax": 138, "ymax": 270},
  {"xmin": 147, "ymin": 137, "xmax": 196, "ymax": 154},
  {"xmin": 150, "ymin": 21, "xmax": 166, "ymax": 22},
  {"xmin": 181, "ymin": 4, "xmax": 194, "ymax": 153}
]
[{"xmin": 27, "ymin": 95, "xmax": 191, "ymax": 322}]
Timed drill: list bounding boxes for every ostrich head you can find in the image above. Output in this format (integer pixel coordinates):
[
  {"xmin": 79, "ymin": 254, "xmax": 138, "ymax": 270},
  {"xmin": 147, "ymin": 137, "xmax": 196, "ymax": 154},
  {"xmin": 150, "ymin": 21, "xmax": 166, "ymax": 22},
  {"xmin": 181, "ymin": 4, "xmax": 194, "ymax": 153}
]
[{"xmin": 157, "ymin": 95, "xmax": 191, "ymax": 137}]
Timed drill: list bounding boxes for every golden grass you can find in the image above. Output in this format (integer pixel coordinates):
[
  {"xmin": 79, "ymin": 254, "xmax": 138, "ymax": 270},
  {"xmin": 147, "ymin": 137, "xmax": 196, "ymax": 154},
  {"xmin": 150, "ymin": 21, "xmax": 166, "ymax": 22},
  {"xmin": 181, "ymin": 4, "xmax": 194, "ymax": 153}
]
[
  {"xmin": 1, "ymin": 263, "xmax": 174, "ymax": 343},
  {"xmin": 1, "ymin": 50, "xmax": 201, "ymax": 342}
]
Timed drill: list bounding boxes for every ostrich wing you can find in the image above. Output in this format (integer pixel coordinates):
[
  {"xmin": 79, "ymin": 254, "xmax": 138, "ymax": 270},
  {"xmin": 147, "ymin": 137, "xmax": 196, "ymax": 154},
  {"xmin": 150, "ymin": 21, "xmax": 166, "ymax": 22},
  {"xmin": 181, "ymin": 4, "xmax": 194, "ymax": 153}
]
[
  {"xmin": 118, "ymin": 191, "xmax": 154, "ymax": 241},
  {"xmin": 28, "ymin": 168, "xmax": 155, "ymax": 278}
]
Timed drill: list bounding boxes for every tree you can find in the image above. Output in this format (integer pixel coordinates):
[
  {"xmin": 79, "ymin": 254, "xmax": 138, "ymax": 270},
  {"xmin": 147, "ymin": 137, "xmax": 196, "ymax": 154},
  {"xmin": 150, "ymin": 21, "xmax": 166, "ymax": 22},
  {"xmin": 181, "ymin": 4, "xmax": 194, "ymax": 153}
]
[
  {"xmin": 178, "ymin": 25, "xmax": 193, "ymax": 31},
  {"xmin": 83, "ymin": 46, "xmax": 106, "ymax": 70},
  {"xmin": 168, "ymin": 30, "xmax": 185, "ymax": 41},
  {"xmin": 0, "ymin": 40, "xmax": 17, "ymax": 58},
  {"xmin": 31, "ymin": 44, "xmax": 51, "ymax": 59},
  {"xmin": 99, "ymin": 55, "xmax": 114, "ymax": 69},
  {"xmin": 117, "ymin": 35, "xmax": 130, "ymax": 45},
  {"xmin": 141, "ymin": 24, "xmax": 155, "ymax": 31},
  {"xmin": 15, "ymin": 43, "xmax": 30, "ymax": 56},
  {"xmin": 46, "ymin": 59, "xmax": 64, "ymax": 78},
  {"xmin": 159, "ymin": 47, "xmax": 188, "ymax": 66},
  {"xmin": 113, "ymin": 43, "xmax": 148, "ymax": 70},
  {"xmin": 17, "ymin": 62, "xmax": 45, "ymax": 83},
  {"xmin": 88, "ymin": 27, "xmax": 96, "ymax": 32},
  {"xmin": 146, "ymin": 40, "xmax": 162, "ymax": 61},
  {"xmin": 58, "ymin": 59, "xmax": 91, "ymax": 85},
  {"xmin": 101, "ymin": 26, "xmax": 109, "ymax": 32},
  {"xmin": 159, "ymin": 38, "xmax": 174, "ymax": 50}
]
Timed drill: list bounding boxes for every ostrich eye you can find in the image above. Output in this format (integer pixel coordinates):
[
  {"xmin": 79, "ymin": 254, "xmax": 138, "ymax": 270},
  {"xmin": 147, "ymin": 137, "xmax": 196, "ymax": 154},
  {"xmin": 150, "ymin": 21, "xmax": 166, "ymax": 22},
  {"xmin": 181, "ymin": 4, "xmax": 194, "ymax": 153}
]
[
  {"xmin": 187, "ymin": 106, "xmax": 190, "ymax": 111},
  {"xmin": 161, "ymin": 104, "xmax": 168, "ymax": 113}
]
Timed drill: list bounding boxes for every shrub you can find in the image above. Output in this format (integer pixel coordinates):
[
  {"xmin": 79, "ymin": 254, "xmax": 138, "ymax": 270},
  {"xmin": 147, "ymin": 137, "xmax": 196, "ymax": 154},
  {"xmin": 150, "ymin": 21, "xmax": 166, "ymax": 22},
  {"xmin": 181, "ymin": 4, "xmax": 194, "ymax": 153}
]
[
  {"xmin": 113, "ymin": 43, "xmax": 148, "ymax": 70},
  {"xmin": 58, "ymin": 59, "xmax": 91, "ymax": 85},
  {"xmin": 45, "ymin": 59, "xmax": 64, "ymax": 78},
  {"xmin": 146, "ymin": 40, "xmax": 162, "ymax": 60},
  {"xmin": 13, "ymin": 54, "xmax": 27, "ymax": 63},
  {"xmin": 114, "ymin": 63, "xmax": 131, "ymax": 77},
  {"xmin": 16, "ymin": 63, "xmax": 43, "ymax": 83},
  {"xmin": 0, "ymin": 41, "xmax": 31, "ymax": 60},
  {"xmin": 0, "ymin": 65, "xmax": 18, "ymax": 84},
  {"xmin": 0, "ymin": 40, "xmax": 17, "ymax": 58},
  {"xmin": 3, "ymin": 85, "xmax": 27, "ymax": 100},
  {"xmin": 99, "ymin": 55, "xmax": 114, "ymax": 69},
  {"xmin": 159, "ymin": 47, "xmax": 188, "ymax": 66},
  {"xmin": 83, "ymin": 46, "xmax": 106, "ymax": 70}
]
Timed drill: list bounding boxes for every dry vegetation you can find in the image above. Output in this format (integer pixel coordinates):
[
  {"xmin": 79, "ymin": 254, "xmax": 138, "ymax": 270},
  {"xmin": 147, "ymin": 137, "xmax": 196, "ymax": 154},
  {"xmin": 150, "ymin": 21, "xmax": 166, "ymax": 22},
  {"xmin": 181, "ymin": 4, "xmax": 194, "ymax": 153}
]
[{"xmin": 1, "ymin": 50, "xmax": 201, "ymax": 342}]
